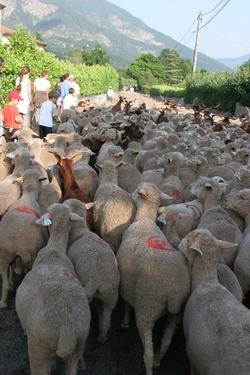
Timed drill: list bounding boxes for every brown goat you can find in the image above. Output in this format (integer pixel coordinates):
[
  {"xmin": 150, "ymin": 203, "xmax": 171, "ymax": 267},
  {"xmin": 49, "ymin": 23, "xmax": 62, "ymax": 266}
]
[
  {"xmin": 124, "ymin": 99, "xmax": 134, "ymax": 116},
  {"xmin": 52, "ymin": 151, "xmax": 93, "ymax": 230},
  {"xmin": 111, "ymin": 96, "xmax": 124, "ymax": 112},
  {"xmin": 156, "ymin": 110, "xmax": 169, "ymax": 124}
]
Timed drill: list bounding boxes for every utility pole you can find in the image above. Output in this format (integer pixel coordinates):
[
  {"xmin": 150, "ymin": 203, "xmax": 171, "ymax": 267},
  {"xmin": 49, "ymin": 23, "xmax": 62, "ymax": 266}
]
[{"xmin": 192, "ymin": 11, "xmax": 202, "ymax": 74}]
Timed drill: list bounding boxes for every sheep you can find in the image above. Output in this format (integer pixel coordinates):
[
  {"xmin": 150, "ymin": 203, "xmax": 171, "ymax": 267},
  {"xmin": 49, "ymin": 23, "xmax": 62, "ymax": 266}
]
[
  {"xmin": 65, "ymin": 198, "xmax": 120, "ymax": 343},
  {"xmin": 158, "ymin": 152, "xmax": 184, "ymax": 205},
  {"xmin": 67, "ymin": 148, "xmax": 99, "ymax": 201},
  {"xmin": 0, "ymin": 169, "xmax": 47, "ymax": 308},
  {"xmin": 116, "ymin": 148, "xmax": 141, "ymax": 194},
  {"xmin": 5, "ymin": 147, "xmax": 49, "ymax": 183},
  {"xmin": 93, "ymin": 160, "xmax": 136, "ymax": 253},
  {"xmin": 226, "ymin": 188, "xmax": 250, "ymax": 295},
  {"xmin": 116, "ymin": 182, "xmax": 190, "ymax": 375},
  {"xmin": 191, "ymin": 177, "xmax": 243, "ymax": 267},
  {"xmin": 51, "ymin": 151, "xmax": 93, "ymax": 230},
  {"xmin": 157, "ymin": 197, "xmax": 203, "ymax": 244},
  {"xmin": 179, "ymin": 229, "xmax": 250, "ymax": 375},
  {"xmin": 57, "ymin": 119, "xmax": 78, "ymax": 134},
  {"xmin": 15, "ymin": 203, "xmax": 91, "ymax": 375}
]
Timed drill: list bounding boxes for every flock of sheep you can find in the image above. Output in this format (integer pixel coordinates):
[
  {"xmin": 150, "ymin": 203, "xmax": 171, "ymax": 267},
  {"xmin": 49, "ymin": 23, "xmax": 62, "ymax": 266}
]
[{"xmin": 0, "ymin": 92, "xmax": 250, "ymax": 375}]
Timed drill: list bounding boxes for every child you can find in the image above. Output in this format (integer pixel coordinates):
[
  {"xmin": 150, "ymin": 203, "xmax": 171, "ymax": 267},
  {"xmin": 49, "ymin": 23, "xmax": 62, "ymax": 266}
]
[
  {"xmin": 2, "ymin": 91, "xmax": 23, "ymax": 132},
  {"xmin": 38, "ymin": 90, "xmax": 59, "ymax": 139},
  {"xmin": 62, "ymin": 87, "xmax": 75, "ymax": 110}
]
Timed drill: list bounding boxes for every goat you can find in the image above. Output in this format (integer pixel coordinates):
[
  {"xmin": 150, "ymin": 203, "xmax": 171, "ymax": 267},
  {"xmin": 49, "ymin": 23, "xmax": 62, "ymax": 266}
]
[
  {"xmin": 156, "ymin": 110, "xmax": 169, "ymax": 124},
  {"xmin": 50, "ymin": 151, "xmax": 93, "ymax": 230},
  {"xmin": 111, "ymin": 96, "xmax": 124, "ymax": 113},
  {"xmin": 124, "ymin": 100, "xmax": 134, "ymax": 116}
]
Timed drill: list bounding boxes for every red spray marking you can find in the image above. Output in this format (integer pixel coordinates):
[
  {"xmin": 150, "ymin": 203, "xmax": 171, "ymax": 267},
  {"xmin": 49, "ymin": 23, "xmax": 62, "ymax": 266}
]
[
  {"xmin": 171, "ymin": 190, "xmax": 180, "ymax": 200},
  {"xmin": 110, "ymin": 190, "xmax": 130, "ymax": 199},
  {"xmin": 15, "ymin": 206, "xmax": 41, "ymax": 218},
  {"xmin": 74, "ymin": 234, "xmax": 110, "ymax": 249},
  {"xmin": 146, "ymin": 236, "xmax": 176, "ymax": 252},
  {"xmin": 90, "ymin": 170, "xmax": 97, "ymax": 178},
  {"xmin": 184, "ymin": 203, "xmax": 202, "ymax": 219},
  {"xmin": 63, "ymin": 269, "xmax": 81, "ymax": 285}
]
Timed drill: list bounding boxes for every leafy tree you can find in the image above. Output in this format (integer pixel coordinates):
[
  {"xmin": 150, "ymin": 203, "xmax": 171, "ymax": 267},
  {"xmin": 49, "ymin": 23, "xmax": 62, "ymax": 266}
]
[
  {"xmin": 159, "ymin": 48, "xmax": 192, "ymax": 84},
  {"xmin": 67, "ymin": 48, "xmax": 82, "ymax": 65},
  {"xmin": 128, "ymin": 53, "xmax": 166, "ymax": 84},
  {"xmin": 35, "ymin": 32, "xmax": 43, "ymax": 41},
  {"xmin": 81, "ymin": 44, "xmax": 110, "ymax": 66}
]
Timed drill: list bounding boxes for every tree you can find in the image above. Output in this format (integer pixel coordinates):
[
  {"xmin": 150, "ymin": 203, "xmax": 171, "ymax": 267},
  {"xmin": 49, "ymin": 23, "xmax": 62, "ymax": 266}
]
[
  {"xmin": 158, "ymin": 48, "xmax": 192, "ymax": 84},
  {"xmin": 67, "ymin": 48, "xmax": 82, "ymax": 65},
  {"xmin": 128, "ymin": 53, "xmax": 166, "ymax": 84},
  {"xmin": 81, "ymin": 44, "xmax": 110, "ymax": 66}
]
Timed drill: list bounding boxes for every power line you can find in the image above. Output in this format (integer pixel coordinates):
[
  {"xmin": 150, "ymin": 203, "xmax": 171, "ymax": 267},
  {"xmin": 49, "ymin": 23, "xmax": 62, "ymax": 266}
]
[
  {"xmin": 203, "ymin": 0, "xmax": 225, "ymax": 15},
  {"xmin": 173, "ymin": 16, "xmax": 198, "ymax": 50},
  {"xmin": 200, "ymin": 0, "xmax": 230, "ymax": 30}
]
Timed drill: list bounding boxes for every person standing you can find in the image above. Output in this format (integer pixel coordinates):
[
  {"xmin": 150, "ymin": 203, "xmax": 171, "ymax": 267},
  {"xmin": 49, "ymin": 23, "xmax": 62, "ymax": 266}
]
[
  {"xmin": 33, "ymin": 70, "xmax": 51, "ymax": 107},
  {"xmin": 16, "ymin": 66, "xmax": 33, "ymax": 127},
  {"xmin": 107, "ymin": 86, "xmax": 114, "ymax": 101},
  {"xmin": 69, "ymin": 75, "xmax": 80, "ymax": 105},
  {"xmin": 59, "ymin": 73, "xmax": 73, "ymax": 101},
  {"xmin": 0, "ymin": 57, "xmax": 5, "ymax": 143},
  {"xmin": 62, "ymin": 88, "xmax": 75, "ymax": 110},
  {"xmin": 2, "ymin": 91, "xmax": 23, "ymax": 133},
  {"xmin": 38, "ymin": 90, "xmax": 59, "ymax": 138}
]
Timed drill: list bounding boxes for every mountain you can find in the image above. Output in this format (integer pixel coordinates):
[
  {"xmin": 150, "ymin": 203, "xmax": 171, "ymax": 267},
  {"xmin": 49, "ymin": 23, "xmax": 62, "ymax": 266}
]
[
  {"xmin": 1, "ymin": 0, "xmax": 232, "ymax": 73},
  {"xmin": 217, "ymin": 54, "xmax": 250, "ymax": 70}
]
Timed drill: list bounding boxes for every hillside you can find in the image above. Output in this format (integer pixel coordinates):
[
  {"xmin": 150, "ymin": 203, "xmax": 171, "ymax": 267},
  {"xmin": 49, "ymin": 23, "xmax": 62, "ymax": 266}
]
[
  {"xmin": 217, "ymin": 54, "xmax": 250, "ymax": 70},
  {"xmin": 1, "ymin": 0, "xmax": 232, "ymax": 73}
]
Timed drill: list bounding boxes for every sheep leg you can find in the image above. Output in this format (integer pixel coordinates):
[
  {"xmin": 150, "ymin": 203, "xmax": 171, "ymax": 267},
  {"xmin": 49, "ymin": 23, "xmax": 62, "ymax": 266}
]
[
  {"xmin": 66, "ymin": 340, "xmax": 86, "ymax": 375},
  {"xmin": 153, "ymin": 312, "xmax": 181, "ymax": 368},
  {"xmin": 8, "ymin": 266, "xmax": 14, "ymax": 292},
  {"xmin": 0, "ymin": 264, "xmax": 10, "ymax": 308},
  {"xmin": 121, "ymin": 302, "xmax": 131, "ymax": 329},
  {"xmin": 94, "ymin": 299, "xmax": 112, "ymax": 343},
  {"xmin": 136, "ymin": 323, "xmax": 154, "ymax": 375},
  {"xmin": 29, "ymin": 357, "xmax": 54, "ymax": 375}
]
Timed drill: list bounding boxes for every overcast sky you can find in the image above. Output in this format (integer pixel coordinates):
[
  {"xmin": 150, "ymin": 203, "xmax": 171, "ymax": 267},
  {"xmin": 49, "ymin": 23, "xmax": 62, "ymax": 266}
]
[{"xmin": 108, "ymin": 0, "xmax": 249, "ymax": 59}]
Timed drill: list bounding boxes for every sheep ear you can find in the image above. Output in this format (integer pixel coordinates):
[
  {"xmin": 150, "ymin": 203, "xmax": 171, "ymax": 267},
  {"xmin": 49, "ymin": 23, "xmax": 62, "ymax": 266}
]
[
  {"xmin": 157, "ymin": 213, "xmax": 167, "ymax": 225},
  {"xmin": 70, "ymin": 213, "xmax": 84, "ymax": 221},
  {"xmin": 14, "ymin": 176, "xmax": 24, "ymax": 183},
  {"xmin": 216, "ymin": 240, "xmax": 238, "ymax": 250},
  {"xmin": 36, "ymin": 214, "xmax": 52, "ymax": 226},
  {"xmin": 205, "ymin": 183, "xmax": 213, "ymax": 190},
  {"xmin": 85, "ymin": 202, "xmax": 95, "ymax": 210},
  {"xmin": 190, "ymin": 240, "xmax": 203, "ymax": 255}
]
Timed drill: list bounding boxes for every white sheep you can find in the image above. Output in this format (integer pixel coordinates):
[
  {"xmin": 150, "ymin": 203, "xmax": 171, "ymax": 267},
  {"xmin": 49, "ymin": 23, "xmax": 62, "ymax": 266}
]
[
  {"xmin": 179, "ymin": 229, "xmax": 250, "ymax": 375},
  {"xmin": 15, "ymin": 203, "xmax": 91, "ymax": 375},
  {"xmin": 226, "ymin": 188, "xmax": 250, "ymax": 295},
  {"xmin": 65, "ymin": 198, "xmax": 120, "ymax": 343},
  {"xmin": 93, "ymin": 160, "xmax": 136, "ymax": 253},
  {"xmin": 116, "ymin": 182, "xmax": 191, "ymax": 375},
  {"xmin": 191, "ymin": 176, "xmax": 243, "ymax": 267},
  {"xmin": 0, "ymin": 169, "xmax": 47, "ymax": 307}
]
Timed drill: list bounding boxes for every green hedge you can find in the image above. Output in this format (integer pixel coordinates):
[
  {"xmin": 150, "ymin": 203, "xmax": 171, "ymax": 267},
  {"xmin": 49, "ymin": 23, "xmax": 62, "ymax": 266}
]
[{"xmin": 0, "ymin": 26, "xmax": 119, "ymax": 105}]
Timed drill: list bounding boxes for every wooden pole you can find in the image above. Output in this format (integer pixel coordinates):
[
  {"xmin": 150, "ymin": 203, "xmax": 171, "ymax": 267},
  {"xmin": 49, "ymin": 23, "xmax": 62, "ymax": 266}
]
[{"xmin": 192, "ymin": 12, "xmax": 202, "ymax": 74}]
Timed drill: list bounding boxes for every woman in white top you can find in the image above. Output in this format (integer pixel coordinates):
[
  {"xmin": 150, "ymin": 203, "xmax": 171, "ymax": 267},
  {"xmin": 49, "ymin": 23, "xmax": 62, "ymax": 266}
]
[
  {"xmin": 33, "ymin": 70, "xmax": 51, "ymax": 107},
  {"xmin": 16, "ymin": 66, "xmax": 33, "ymax": 127}
]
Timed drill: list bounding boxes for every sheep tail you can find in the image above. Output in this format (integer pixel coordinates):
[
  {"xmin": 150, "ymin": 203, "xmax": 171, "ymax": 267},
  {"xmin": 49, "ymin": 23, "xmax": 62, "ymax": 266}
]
[{"xmin": 56, "ymin": 329, "xmax": 77, "ymax": 358}]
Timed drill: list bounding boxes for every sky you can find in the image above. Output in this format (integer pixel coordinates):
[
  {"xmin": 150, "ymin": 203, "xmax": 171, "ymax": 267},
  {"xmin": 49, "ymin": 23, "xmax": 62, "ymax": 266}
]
[{"xmin": 107, "ymin": 0, "xmax": 249, "ymax": 59}]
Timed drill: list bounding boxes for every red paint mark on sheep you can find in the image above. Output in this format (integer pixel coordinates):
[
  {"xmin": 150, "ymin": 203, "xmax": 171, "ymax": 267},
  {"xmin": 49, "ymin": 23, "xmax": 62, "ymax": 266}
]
[
  {"xmin": 146, "ymin": 236, "xmax": 176, "ymax": 252},
  {"xmin": 90, "ymin": 170, "xmax": 97, "ymax": 178},
  {"xmin": 110, "ymin": 191, "xmax": 130, "ymax": 199},
  {"xmin": 15, "ymin": 206, "xmax": 41, "ymax": 218},
  {"xmin": 74, "ymin": 234, "xmax": 110, "ymax": 249},
  {"xmin": 171, "ymin": 190, "xmax": 180, "ymax": 200},
  {"xmin": 184, "ymin": 203, "xmax": 202, "ymax": 219},
  {"xmin": 63, "ymin": 269, "xmax": 81, "ymax": 285}
]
